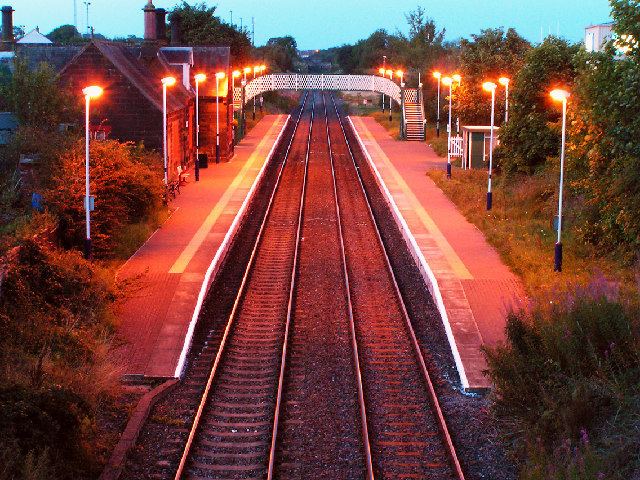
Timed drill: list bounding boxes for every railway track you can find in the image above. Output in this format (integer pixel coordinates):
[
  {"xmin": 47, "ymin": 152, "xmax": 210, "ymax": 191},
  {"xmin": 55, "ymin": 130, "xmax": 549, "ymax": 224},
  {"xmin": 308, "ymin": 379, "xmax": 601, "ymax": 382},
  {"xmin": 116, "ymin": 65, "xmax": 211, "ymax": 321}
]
[{"xmin": 172, "ymin": 91, "xmax": 465, "ymax": 480}]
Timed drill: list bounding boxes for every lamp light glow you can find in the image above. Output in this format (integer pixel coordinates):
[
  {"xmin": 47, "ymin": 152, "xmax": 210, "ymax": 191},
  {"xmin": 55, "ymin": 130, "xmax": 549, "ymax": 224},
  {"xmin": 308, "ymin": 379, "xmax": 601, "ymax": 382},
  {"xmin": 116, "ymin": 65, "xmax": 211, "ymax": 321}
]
[
  {"xmin": 161, "ymin": 76, "xmax": 177, "ymax": 87},
  {"xmin": 194, "ymin": 73, "xmax": 206, "ymax": 83},
  {"xmin": 243, "ymin": 67, "xmax": 251, "ymax": 74},
  {"xmin": 433, "ymin": 71, "xmax": 441, "ymax": 79},
  {"xmin": 232, "ymin": 70, "xmax": 241, "ymax": 78},
  {"xmin": 83, "ymin": 85, "xmax": 103, "ymax": 98},
  {"xmin": 550, "ymin": 88, "xmax": 570, "ymax": 102},
  {"xmin": 216, "ymin": 71, "xmax": 226, "ymax": 80},
  {"xmin": 442, "ymin": 76, "xmax": 453, "ymax": 86},
  {"xmin": 379, "ymin": 67, "xmax": 385, "ymax": 75},
  {"xmin": 385, "ymin": 69, "xmax": 393, "ymax": 76},
  {"xmin": 452, "ymin": 73, "xmax": 462, "ymax": 84},
  {"xmin": 482, "ymin": 81, "xmax": 497, "ymax": 92},
  {"xmin": 498, "ymin": 76, "xmax": 510, "ymax": 86}
]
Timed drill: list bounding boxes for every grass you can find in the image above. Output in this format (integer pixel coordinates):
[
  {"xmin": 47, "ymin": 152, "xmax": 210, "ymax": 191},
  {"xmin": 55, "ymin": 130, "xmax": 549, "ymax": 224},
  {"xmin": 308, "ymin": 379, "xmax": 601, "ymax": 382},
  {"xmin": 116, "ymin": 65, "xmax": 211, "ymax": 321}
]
[
  {"xmin": 425, "ymin": 128, "xmax": 448, "ymax": 157},
  {"xmin": 427, "ymin": 167, "xmax": 637, "ymax": 297}
]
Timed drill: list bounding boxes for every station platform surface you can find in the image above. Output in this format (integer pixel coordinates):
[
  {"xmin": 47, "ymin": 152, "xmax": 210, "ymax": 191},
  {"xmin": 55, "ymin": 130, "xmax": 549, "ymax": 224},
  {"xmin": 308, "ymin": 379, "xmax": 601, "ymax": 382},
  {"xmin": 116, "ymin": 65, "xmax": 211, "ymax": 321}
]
[
  {"xmin": 350, "ymin": 116, "xmax": 525, "ymax": 390},
  {"xmin": 115, "ymin": 114, "xmax": 288, "ymax": 379}
]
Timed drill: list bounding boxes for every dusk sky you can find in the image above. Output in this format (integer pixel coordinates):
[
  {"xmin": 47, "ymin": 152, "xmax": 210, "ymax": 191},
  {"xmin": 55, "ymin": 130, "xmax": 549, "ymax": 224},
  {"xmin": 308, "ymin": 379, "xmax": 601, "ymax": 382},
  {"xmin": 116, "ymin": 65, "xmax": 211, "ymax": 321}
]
[{"xmin": 19, "ymin": 0, "xmax": 612, "ymax": 50}]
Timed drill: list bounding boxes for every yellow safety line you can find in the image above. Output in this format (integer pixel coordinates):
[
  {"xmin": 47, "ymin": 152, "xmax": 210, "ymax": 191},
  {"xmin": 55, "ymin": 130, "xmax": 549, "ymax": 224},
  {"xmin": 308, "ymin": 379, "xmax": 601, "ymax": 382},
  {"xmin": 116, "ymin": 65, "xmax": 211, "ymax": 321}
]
[
  {"xmin": 169, "ymin": 116, "xmax": 284, "ymax": 274},
  {"xmin": 353, "ymin": 117, "xmax": 473, "ymax": 280}
]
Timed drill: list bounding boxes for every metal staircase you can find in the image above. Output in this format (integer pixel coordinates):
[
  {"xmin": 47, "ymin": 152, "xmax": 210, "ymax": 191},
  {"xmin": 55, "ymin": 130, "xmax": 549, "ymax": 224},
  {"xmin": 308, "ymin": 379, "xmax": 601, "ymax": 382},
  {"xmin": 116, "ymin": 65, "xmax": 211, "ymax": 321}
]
[{"xmin": 404, "ymin": 102, "xmax": 425, "ymax": 141}]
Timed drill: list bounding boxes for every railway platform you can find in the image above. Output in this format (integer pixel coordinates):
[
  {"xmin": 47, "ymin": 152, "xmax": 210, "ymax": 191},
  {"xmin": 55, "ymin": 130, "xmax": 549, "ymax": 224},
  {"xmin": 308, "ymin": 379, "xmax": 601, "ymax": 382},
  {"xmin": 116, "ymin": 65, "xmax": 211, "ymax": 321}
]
[
  {"xmin": 114, "ymin": 114, "xmax": 289, "ymax": 380},
  {"xmin": 349, "ymin": 116, "xmax": 526, "ymax": 391}
]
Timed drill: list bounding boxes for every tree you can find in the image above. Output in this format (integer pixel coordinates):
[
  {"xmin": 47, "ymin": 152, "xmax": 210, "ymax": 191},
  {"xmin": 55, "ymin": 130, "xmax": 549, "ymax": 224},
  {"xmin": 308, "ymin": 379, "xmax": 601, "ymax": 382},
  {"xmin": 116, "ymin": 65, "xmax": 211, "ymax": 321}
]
[
  {"xmin": 169, "ymin": 2, "xmax": 252, "ymax": 65},
  {"xmin": 397, "ymin": 6, "xmax": 446, "ymax": 72},
  {"xmin": 497, "ymin": 37, "xmax": 578, "ymax": 174},
  {"xmin": 258, "ymin": 36, "xmax": 299, "ymax": 72},
  {"xmin": 454, "ymin": 28, "xmax": 530, "ymax": 125},
  {"xmin": 47, "ymin": 24, "xmax": 82, "ymax": 44}
]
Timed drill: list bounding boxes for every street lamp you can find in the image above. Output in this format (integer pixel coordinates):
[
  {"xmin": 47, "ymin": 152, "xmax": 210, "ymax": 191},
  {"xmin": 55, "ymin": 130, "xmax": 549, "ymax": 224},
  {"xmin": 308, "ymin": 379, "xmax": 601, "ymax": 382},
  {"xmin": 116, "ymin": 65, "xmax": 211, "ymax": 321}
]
[
  {"xmin": 452, "ymin": 74, "xmax": 462, "ymax": 134},
  {"xmin": 252, "ymin": 65, "xmax": 260, "ymax": 120},
  {"xmin": 442, "ymin": 76, "xmax": 453, "ymax": 178},
  {"xmin": 386, "ymin": 69, "xmax": 394, "ymax": 121},
  {"xmin": 499, "ymin": 77, "xmax": 510, "ymax": 123},
  {"xmin": 482, "ymin": 81, "xmax": 497, "ymax": 211},
  {"xmin": 243, "ymin": 66, "xmax": 251, "ymax": 83},
  {"xmin": 433, "ymin": 71, "xmax": 441, "ymax": 137},
  {"xmin": 161, "ymin": 76, "xmax": 177, "ymax": 186},
  {"xmin": 231, "ymin": 70, "xmax": 241, "ymax": 144},
  {"xmin": 215, "ymin": 71, "xmax": 226, "ymax": 164},
  {"xmin": 82, "ymin": 85, "xmax": 103, "ymax": 260},
  {"xmin": 379, "ymin": 67, "xmax": 386, "ymax": 113},
  {"xmin": 194, "ymin": 73, "xmax": 206, "ymax": 182},
  {"xmin": 550, "ymin": 88, "xmax": 570, "ymax": 272}
]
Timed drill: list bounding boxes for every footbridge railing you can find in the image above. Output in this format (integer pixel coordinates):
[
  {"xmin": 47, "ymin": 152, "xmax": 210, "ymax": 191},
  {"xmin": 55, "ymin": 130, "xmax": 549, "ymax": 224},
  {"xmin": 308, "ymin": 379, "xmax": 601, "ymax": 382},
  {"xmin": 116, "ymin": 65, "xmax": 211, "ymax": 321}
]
[{"xmin": 233, "ymin": 74, "xmax": 402, "ymax": 107}]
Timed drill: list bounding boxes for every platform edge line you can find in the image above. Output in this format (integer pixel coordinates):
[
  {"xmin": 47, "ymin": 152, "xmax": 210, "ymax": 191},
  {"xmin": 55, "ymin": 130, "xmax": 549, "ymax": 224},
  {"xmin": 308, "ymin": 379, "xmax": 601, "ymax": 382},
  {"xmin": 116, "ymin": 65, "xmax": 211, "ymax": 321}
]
[
  {"xmin": 347, "ymin": 116, "xmax": 470, "ymax": 391},
  {"xmin": 173, "ymin": 115, "xmax": 291, "ymax": 378}
]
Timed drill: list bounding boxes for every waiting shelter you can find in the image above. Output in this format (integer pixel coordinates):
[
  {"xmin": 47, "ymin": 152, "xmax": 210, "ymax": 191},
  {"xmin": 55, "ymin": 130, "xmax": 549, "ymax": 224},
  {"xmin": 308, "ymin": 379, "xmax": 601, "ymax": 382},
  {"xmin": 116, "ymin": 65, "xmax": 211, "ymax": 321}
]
[{"xmin": 460, "ymin": 126, "xmax": 499, "ymax": 170}]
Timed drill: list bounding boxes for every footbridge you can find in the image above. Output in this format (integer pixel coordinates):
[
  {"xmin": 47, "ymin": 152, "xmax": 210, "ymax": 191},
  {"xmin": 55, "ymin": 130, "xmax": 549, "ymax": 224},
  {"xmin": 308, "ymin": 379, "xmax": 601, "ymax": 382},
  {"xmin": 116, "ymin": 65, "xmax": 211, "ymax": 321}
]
[{"xmin": 233, "ymin": 74, "xmax": 426, "ymax": 141}]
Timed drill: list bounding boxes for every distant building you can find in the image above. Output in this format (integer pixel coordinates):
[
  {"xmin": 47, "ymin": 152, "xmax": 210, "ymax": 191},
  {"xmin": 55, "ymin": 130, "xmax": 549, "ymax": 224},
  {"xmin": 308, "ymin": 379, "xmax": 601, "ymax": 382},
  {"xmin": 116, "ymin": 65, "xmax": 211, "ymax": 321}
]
[
  {"xmin": 585, "ymin": 22, "xmax": 613, "ymax": 53},
  {"xmin": 16, "ymin": 27, "xmax": 52, "ymax": 45}
]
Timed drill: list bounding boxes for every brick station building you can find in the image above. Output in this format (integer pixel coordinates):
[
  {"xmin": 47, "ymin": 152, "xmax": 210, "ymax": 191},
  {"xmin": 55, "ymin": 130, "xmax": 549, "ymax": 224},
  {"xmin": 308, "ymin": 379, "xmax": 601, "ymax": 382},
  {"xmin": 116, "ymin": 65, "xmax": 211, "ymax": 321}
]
[{"xmin": 4, "ymin": 2, "xmax": 234, "ymax": 182}]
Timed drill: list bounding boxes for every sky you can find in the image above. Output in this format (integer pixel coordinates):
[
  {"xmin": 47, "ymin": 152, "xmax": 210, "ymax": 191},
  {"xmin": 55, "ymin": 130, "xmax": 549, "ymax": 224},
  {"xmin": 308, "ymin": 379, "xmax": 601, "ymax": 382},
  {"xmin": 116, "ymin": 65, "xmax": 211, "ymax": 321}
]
[{"xmin": 18, "ymin": 0, "xmax": 612, "ymax": 50}]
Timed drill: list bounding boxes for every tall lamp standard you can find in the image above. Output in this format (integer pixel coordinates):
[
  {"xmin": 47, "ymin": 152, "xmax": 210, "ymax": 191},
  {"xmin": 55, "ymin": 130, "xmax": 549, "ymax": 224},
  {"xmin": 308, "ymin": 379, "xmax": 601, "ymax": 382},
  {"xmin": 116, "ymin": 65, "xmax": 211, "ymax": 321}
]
[
  {"xmin": 82, "ymin": 85, "xmax": 103, "ymax": 260},
  {"xmin": 252, "ymin": 65, "xmax": 260, "ymax": 120},
  {"xmin": 231, "ymin": 70, "xmax": 241, "ymax": 144},
  {"xmin": 378, "ymin": 67, "xmax": 386, "ymax": 113},
  {"xmin": 432, "ymin": 71, "xmax": 442, "ymax": 137},
  {"xmin": 215, "ymin": 71, "xmax": 226, "ymax": 164},
  {"xmin": 161, "ymin": 76, "xmax": 177, "ymax": 186},
  {"xmin": 550, "ymin": 88, "xmax": 570, "ymax": 272},
  {"xmin": 397, "ymin": 69, "xmax": 405, "ymax": 138},
  {"xmin": 385, "ymin": 69, "xmax": 394, "ymax": 121},
  {"xmin": 442, "ymin": 76, "xmax": 453, "ymax": 178},
  {"xmin": 482, "ymin": 81, "xmax": 497, "ymax": 211},
  {"xmin": 452, "ymin": 74, "xmax": 462, "ymax": 134},
  {"xmin": 194, "ymin": 73, "xmax": 206, "ymax": 182},
  {"xmin": 499, "ymin": 77, "xmax": 510, "ymax": 123}
]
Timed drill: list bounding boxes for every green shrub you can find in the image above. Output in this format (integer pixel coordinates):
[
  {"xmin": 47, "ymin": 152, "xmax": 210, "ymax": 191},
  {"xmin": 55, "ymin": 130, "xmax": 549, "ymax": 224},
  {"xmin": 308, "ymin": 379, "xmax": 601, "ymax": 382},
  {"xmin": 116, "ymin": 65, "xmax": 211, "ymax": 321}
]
[
  {"xmin": 485, "ymin": 282, "xmax": 640, "ymax": 478},
  {"xmin": 45, "ymin": 140, "xmax": 164, "ymax": 258}
]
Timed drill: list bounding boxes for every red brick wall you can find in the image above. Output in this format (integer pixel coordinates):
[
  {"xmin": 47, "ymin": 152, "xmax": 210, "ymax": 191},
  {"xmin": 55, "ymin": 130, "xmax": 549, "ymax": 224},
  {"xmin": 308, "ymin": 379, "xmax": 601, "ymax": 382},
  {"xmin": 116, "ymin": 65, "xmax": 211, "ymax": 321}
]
[
  {"xmin": 59, "ymin": 44, "xmax": 196, "ymax": 182},
  {"xmin": 199, "ymin": 98, "xmax": 233, "ymax": 162}
]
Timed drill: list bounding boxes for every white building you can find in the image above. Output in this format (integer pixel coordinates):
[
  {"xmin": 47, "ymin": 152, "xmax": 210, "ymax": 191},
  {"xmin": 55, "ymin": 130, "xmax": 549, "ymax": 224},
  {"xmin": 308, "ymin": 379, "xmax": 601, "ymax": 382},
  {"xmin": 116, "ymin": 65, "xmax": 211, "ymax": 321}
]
[
  {"xmin": 585, "ymin": 22, "xmax": 613, "ymax": 53},
  {"xmin": 16, "ymin": 28, "xmax": 52, "ymax": 45}
]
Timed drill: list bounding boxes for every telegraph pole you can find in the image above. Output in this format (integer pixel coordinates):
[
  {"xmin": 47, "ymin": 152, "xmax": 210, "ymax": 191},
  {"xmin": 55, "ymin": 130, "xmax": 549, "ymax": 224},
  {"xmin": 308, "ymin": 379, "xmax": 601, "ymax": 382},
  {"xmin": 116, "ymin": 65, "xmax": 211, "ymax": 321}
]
[{"xmin": 251, "ymin": 17, "xmax": 255, "ymax": 46}]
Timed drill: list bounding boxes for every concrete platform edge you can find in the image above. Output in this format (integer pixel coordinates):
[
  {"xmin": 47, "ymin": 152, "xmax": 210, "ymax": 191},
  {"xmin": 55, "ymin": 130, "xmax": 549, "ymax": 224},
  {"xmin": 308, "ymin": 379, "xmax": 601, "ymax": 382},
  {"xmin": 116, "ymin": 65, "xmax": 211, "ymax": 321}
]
[
  {"xmin": 348, "ymin": 116, "xmax": 471, "ymax": 391},
  {"xmin": 99, "ymin": 379, "xmax": 180, "ymax": 480},
  {"xmin": 172, "ymin": 115, "xmax": 291, "ymax": 378}
]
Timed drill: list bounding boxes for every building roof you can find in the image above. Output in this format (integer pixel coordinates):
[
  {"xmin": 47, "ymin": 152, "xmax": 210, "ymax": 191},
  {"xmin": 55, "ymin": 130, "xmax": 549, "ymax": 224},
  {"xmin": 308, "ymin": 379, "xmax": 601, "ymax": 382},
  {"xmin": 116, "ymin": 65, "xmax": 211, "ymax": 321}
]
[
  {"xmin": 17, "ymin": 28, "xmax": 53, "ymax": 44},
  {"xmin": 61, "ymin": 40, "xmax": 193, "ymax": 113},
  {"xmin": 15, "ymin": 44, "xmax": 83, "ymax": 72}
]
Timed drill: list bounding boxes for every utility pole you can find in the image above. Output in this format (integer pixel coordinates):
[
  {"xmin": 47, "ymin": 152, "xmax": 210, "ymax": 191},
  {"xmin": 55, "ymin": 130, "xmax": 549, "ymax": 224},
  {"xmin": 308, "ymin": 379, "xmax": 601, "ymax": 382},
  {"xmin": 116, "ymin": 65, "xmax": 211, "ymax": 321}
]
[
  {"xmin": 230, "ymin": 10, "xmax": 233, "ymax": 27},
  {"xmin": 83, "ymin": 1, "xmax": 91, "ymax": 36},
  {"xmin": 251, "ymin": 17, "xmax": 254, "ymax": 46},
  {"xmin": 73, "ymin": 0, "xmax": 77, "ymax": 29},
  {"xmin": 240, "ymin": 17, "xmax": 243, "ymax": 33}
]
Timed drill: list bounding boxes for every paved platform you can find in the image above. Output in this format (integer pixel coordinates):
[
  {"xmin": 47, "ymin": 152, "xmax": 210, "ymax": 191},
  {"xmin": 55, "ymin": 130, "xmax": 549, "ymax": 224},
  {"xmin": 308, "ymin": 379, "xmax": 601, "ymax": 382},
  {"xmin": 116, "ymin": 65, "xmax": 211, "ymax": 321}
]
[
  {"xmin": 115, "ymin": 114, "xmax": 288, "ymax": 379},
  {"xmin": 350, "ymin": 116, "xmax": 525, "ymax": 391}
]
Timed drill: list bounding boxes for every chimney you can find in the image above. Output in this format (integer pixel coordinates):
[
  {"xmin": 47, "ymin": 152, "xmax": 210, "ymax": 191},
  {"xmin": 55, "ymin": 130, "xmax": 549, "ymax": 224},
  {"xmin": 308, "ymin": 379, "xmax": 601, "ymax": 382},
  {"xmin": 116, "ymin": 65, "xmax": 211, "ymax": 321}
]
[
  {"xmin": 143, "ymin": 0, "xmax": 156, "ymax": 41},
  {"xmin": 155, "ymin": 8, "xmax": 167, "ymax": 43},
  {"xmin": 1, "ymin": 6, "xmax": 14, "ymax": 52},
  {"xmin": 170, "ymin": 13, "xmax": 181, "ymax": 46}
]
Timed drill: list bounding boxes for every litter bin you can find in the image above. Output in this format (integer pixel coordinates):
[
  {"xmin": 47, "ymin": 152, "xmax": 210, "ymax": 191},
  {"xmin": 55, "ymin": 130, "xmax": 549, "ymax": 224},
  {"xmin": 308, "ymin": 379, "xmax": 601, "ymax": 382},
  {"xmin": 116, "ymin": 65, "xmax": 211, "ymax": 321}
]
[{"xmin": 198, "ymin": 153, "xmax": 208, "ymax": 169}]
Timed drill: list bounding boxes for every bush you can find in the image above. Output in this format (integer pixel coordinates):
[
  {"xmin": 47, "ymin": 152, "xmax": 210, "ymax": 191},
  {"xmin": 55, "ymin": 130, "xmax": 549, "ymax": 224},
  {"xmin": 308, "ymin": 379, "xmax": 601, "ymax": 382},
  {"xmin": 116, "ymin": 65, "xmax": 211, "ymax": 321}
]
[
  {"xmin": 45, "ymin": 140, "xmax": 164, "ymax": 257},
  {"xmin": 485, "ymin": 282, "xmax": 640, "ymax": 479}
]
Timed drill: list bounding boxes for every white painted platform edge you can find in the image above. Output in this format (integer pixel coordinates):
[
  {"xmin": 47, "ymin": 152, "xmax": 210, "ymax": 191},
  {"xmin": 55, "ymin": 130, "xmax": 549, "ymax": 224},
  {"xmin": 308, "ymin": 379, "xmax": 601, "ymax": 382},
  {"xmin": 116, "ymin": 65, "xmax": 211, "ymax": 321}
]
[
  {"xmin": 174, "ymin": 115, "xmax": 291, "ymax": 378},
  {"xmin": 348, "ymin": 116, "xmax": 470, "ymax": 390}
]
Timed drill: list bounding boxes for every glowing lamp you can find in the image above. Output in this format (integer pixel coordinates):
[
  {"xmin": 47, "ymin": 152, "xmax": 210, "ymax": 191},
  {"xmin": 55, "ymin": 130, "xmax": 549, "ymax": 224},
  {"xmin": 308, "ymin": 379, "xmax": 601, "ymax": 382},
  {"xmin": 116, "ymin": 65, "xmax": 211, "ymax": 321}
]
[
  {"xmin": 433, "ymin": 71, "xmax": 441, "ymax": 79},
  {"xmin": 379, "ymin": 67, "xmax": 385, "ymax": 75},
  {"xmin": 194, "ymin": 73, "xmax": 207, "ymax": 83},
  {"xmin": 216, "ymin": 71, "xmax": 226, "ymax": 80},
  {"xmin": 232, "ymin": 70, "xmax": 241, "ymax": 78},
  {"xmin": 396, "ymin": 70, "xmax": 404, "ymax": 78},
  {"xmin": 243, "ymin": 67, "xmax": 251, "ymax": 74},
  {"xmin": 161, "ymin": 76, "xmax": 177, "ymax": 87},
  {"xmin": 82, "ymin": 85, "xmax": 103, "ymax": 98},
  {"xmin": 550, "ymin": 89, "xmax": 570, "ymax": 102},
  {"xmin": 452, "ymin": 74, "xmax": 462, "ymax": 84},
  {"xmin": 482, "ymin": 81, "xmax": 497, "ymax": 92},
  {"xmin": 442, "ymin": 76, "xmax": 453, "ymax": 87},
  {"xmin": 498, "ymin": 77, "xmax": 510, "ymax": 86}
]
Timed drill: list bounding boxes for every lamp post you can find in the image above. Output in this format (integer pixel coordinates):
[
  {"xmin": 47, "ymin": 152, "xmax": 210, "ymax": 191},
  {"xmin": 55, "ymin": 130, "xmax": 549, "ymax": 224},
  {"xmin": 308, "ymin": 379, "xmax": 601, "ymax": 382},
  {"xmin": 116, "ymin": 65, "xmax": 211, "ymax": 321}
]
[
  {"xmin": 499, "ymin": 77, "xmax": 510, "ymax": 123},
  {"xmin": 397, "ymin": 69, "xmax": 405, "ymax": 139},
  {"xmin": 231, "ymin": 70, "xmax": 240, "ymax": 144},
  {"xmin": 82, "ymin": 85, "xmax": 103, "ymax": 260},
  {"xmin": 194, "ymin": 73, "xmax": 206, "ymax": 182},
  {"xmin": 252, "ymin": 65, "xmax": 260, "ymax": 120},
  {"xmin": 452, "ymin": 74, "xmax": 461, "ymax": 134},
  {"xmin": 482, "ymin": 81, "xmax": 497, "ymax": 211},
  {"xmin": 161, "ymin": 76, "xmax": 176, "ymax": 186},
  {"xmin": 215, "ymin": 71, "xmax": 226, "ymax": 164},
  {"xmin": 382, "ymin": 54, "xmax": 387, "ymax": 111},
  {"xmin": 550, "ymin": 88, "xmax": 570, "ymax": 272},
  {"xmin": 386, "ymin": 69, "xmax": 393, "ymax": 121},
  {"xmin": 433, "ymin": 71, "xmax": 441, "ymax": 137},
  {"xmin": 442, "ymin": 76, "xmax": 453, "ymax": 178}
]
